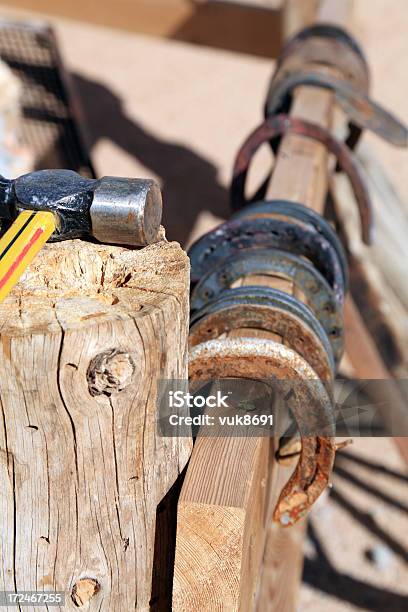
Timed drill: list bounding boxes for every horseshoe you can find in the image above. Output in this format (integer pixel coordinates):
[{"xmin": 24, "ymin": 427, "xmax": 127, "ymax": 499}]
[
  {"xmin": 230, "ymin": 200, "xmax": 348, "ymax": 289},
  {"xmin": 189, "ymin": 287, "xmax": 335, "ymax": 381},
  {"xmin": 190, "ymin": 248, "xmax": 343, "ymax": 365},
  {"xmin": 276, "ymin": 23, "xmax": 369, "ymax": 92},
  {"xmin": 189, "ymin": 338, "xmax": 336, "ymax": 526},
  {"xmin": 266, "ymin": 24, "xmax": 371, "ymax": 152},
  {"xmin": 188, "ymin": 215, "xmax": 345, "ymax": 304},
  {"xmin": 264, "ymin": 72, "xmax": 407, "ymax": 149},
  {"xmin": 230, "ymin": 114, "xmax": 374, "ymax": 244}
]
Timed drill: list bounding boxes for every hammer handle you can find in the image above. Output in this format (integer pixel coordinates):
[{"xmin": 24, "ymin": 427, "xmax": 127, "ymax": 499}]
[{"xmin": 0, "ymin": 211, "xmax": 55, "ymax": 304}]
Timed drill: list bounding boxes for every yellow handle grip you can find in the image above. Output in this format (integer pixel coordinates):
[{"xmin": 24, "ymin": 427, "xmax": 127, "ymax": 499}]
[{"xmin": 0, "ymin": 211, "xmax": 56, "ymax": 304}]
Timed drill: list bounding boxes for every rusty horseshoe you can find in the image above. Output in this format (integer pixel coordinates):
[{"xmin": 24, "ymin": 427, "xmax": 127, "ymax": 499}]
[
  {"xmin": 230, "ymin": 114, "xmax": 373, "ymax": 244},
  {"xmin": 188, "ymin": 215, "xmax": 345, "ymax": 303},
  {"xmin": 276, "ymin": 23, "xmax": 370, "ymax": 92},
  {"xmin": 189, "ymin": 338, "xmax": 336, "ymax": 526},
  {"xmin": 189, "ymin": 287, "xmax": 335, "ymax": 381},
  {"xmin": 190, "ymin": 248, "xmax": 344, "ymax": 365},
  {"xmin": 264, "ymin": 71, "xmax": 407, "ymax": 148},
  {"xmin": 231, "ymin": 199, "xmax": 348, "ymax": 288}
]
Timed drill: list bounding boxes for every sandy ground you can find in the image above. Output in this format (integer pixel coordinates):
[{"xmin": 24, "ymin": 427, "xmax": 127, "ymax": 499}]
[
  {"xmin": 0, "ymin": 2, "xmax": 407, "ymax": 610},
  {"xmin": 302, "ymin": 437, "xmax": 408, "ymax": 611}
]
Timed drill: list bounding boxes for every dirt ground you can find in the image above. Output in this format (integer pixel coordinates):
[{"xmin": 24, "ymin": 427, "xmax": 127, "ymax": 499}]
[
  {"xmin": 302, "ymin": 437, "xmax": 408, "ymax": 611},
  {"xmin": 0, "ymin": 1, "xmax": 407, "ymax": 610}
]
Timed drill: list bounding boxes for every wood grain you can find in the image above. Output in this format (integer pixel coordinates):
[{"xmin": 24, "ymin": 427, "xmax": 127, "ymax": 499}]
[
  {"xmin": 0, "ymin": 239, "xmax": 191, "ymax": 610},
  {"xmin": 255, "ymin": 45, "xmax": 336, "ymax": 612},
  {"xmin": 174, "ymin": 436, "xmax": 270, "ymax": 611}
]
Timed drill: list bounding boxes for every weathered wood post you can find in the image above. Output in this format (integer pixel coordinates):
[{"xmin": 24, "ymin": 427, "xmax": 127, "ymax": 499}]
[{"xmin": 0, "ymin": 239, "xmax": 191, "ymax": 610}]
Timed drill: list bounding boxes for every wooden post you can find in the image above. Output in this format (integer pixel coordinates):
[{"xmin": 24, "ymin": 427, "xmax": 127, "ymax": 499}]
[
  {"xmin": 256, "ymin": 4, "xmax": 354, "ymax": 610},
  {"xmin": 0, "ymin": 239, "xmax": 191, "ymax": 610},
  {"xmin": 282, "ymin": 0, "xmax": 321, "ymax": 39},
  {"xmin": 173, "ymin": 1, "xmax": 353, "ymax": 610}
]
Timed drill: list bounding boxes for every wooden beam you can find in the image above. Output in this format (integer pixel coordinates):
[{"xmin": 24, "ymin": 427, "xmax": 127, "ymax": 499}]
[
  {"xmin": 173, "ymin": 435, "xmax": 271, "ymax": 611},
  {"xmin": 2, "ymin": 0, "xmax": 286, "ymax": 58},
  {"xmin": 282, "ymin": 0, "xmax": 321, "ymax": 39},
  {"xmin": 255, "ymin": 85, "xmax": 334, "ymax": 612},
  {"xmin": 2, "ymin": 0, "xmax": 193, "ymax": 35},
  {"xmin": 0, "ymin": 239, "xmax": 191, "ymax": 609},
  {"xmin": 318, "ymin": 0, "xmax": 353, "ymax": 25},
  {"xmin": 257, "ymin": 2, "xmax": 353, "ymax": 609},
  {"xmin": 174, "ymin": 1, "xmax": 353, "ymax": 609},
  {"xmin": 282, "ymin": 0, "xmax": 353, "ymax": 39}
]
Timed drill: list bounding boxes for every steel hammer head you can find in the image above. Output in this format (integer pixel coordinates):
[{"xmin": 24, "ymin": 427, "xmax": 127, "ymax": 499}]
[
  {"xmin": 90, "ymin": 176, "xmax": 162, "ymax": 246},
  {"xmin": 0, "ymin": 169, "xmax": 163, "ymax": 247}
]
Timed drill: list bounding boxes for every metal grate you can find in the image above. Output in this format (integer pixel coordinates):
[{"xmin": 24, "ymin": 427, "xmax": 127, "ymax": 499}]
[{"xmin": 0, "ymin": 19, "xmax": 96, "ymax": 178}]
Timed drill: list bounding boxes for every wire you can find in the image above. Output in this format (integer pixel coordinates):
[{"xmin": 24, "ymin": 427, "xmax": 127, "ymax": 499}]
[{"xmin": 0, "ymin": 210, "xmax": 56, "ymax": 304}]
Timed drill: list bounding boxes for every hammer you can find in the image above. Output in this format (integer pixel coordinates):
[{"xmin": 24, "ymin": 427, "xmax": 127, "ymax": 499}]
[
  {"xmin": 0, "ymin": 169, "xmax": 163, "ymax": 303},
  {"xmin": 0, "ymin": 169, "xmax": 163, "ymax": 245}
]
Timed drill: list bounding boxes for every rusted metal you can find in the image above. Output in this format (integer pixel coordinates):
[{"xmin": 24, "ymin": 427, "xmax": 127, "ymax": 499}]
[
  {"xmin": 189, "ymin": 287, "xmax": 334, "ymax": 382},
  {"xmin": 276, "ymin": 23, "xmax": 370, "ymax": 93},
  {"xmin": 230, "ymin": 114, "xmax": 373, "ymax": 244},
  {"xmin": 231, "ymin": 199, "xmax": 348, "ymax": 289},
  {"xmin": 267, "ymin": 23, "xmax": 371, "ymax": 152},
  {"xmin": 190, "ymin": 248, "xmax": 343, "ymax": 365},
  {"xmin": 185, "ymin": 24, "xmax": 394, "ymax": 526},
  {"xmin": 189, "ymin": 338, "xmax": 336, "ymax": 526},
  {"xmin": 264, "ymin": 71, "xmax": 407, "ymax": 148},
  {"xmin": 188, "ymin": 215, "xmax": 345, "ymax": 303}
]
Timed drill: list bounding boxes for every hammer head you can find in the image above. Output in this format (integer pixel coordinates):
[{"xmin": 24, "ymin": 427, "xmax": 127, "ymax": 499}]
[
  {"xmin": 0, "ymin": 169, "xmax": 163, "ymax": 247},
  {"xmin": 91, "ymin": 176, "xmax": 162, "ymax": 246}
]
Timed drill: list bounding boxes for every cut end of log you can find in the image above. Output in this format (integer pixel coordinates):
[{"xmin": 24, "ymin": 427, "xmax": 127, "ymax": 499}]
[{"xmin": 0, "ymin": 239, "xmax": 190, "ymax": 336}]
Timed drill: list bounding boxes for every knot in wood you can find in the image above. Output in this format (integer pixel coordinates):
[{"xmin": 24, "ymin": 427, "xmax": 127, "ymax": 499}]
[
  {"xmin": 71, "ymin": 578, "xmax": 100, "ymax": 607},
  {"xmin": 87, "ymin": 349, "xmax": 135, "ymax": 397}
]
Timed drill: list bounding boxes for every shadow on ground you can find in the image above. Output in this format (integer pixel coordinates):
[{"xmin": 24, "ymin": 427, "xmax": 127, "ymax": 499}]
[
  {"xmin": 73, "ymin": 73, "xmax": 230, "ymax": 247},
  {"xmin": 303, "ymin": 450, "xmax": 408, "ymax": 611}
]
